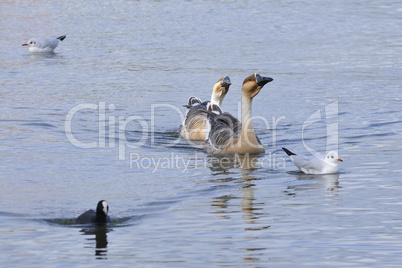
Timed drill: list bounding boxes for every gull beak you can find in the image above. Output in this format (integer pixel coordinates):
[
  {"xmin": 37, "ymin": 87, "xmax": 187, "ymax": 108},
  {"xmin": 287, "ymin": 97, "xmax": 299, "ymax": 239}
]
[
  {"xmin": 22, "ymin": 43, "xmax": 28, "ymax": 46},
  {"xmin": 337, "ymin": 158, "xmax": 343, "ymax": 162}
]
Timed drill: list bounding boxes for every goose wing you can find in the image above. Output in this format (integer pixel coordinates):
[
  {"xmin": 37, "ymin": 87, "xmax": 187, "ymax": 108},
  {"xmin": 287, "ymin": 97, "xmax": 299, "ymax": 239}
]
[
  {"xmin": 183, "ymin": 100, "xmax": 209, "ymax": 128},
  {"xmin": 183, "ymin": 96, "xmax": 202, "ymax": 109},
  {"xmin": 179, "ymin": 97, "xmax": 210, "ymax": 139},
  {"xmin": 206, "ymin": 112, "xmax": 241, "ymax": 150}
]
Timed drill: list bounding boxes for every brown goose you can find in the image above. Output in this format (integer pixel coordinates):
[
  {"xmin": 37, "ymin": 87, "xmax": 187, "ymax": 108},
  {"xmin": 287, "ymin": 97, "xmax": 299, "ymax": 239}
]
[
  {"xmin": 204, "ymin": 74, "xmax": 273, "ymax": 154},
  {"xmin": 179, "ymin": 76, "xmax": 231, "ymax": 140}
]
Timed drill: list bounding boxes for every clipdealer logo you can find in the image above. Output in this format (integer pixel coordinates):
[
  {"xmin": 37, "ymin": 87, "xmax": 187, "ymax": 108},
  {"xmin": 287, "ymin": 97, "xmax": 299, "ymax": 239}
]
[{"xmin": 64, "ymin": 101, "xmax": 339, "ymax": 171}]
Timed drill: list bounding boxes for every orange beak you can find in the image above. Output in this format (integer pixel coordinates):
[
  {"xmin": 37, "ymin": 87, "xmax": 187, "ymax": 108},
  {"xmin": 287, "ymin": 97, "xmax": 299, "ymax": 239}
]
[
  {"xmin": 22, "ymin": 43, "xmax": 28, "ymax": 46},
  {"xmin": 337, "ymin": 158, "xmax": 343, "ymax": 162}
]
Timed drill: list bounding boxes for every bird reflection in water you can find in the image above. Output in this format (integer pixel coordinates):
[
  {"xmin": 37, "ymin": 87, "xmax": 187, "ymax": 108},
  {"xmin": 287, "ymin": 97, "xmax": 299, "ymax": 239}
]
[
  {"xmin": 298, "ymin": 173, "xmax": 340, "ymax": 192},
  {"xmin": 207, "ymin": 154, "xmax": 246, "ymax": 219},
  {"xmin": 285, "ymin": 173, "xmax": 341, "ymax": 197},
  {"xmin": 238, "ymin": 155, "xmax": 267, "ymax": 227},
  {"xmin": 207, "ymin": 154, "xmax": 269, "ymax": 265},
  {"xmin": 79, "ymin": 225, "xmax": 110, "ymax": 260},
  {"xmin": 206, "ymin": 153, "xmax": 262, "ymax": 173},
  {"xmin": 207, "ymin": 154, "xmax": 268, "ymax": 226}
]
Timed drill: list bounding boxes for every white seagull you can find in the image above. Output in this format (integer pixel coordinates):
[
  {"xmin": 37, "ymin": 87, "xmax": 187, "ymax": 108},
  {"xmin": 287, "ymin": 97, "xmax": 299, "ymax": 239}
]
[
  {"xmin": 282, "ymin": 147, "xmax": 343, "ymax": 174},
  {"xmin": 22, "ymin": 35, "xmax": 67, "ymax": 53}
]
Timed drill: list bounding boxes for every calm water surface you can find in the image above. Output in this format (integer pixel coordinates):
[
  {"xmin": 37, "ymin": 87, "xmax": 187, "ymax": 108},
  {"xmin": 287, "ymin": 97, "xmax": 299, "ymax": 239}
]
[{"xmin": 1, "ymin": 0, "xmax": 402, "ymax": 267}]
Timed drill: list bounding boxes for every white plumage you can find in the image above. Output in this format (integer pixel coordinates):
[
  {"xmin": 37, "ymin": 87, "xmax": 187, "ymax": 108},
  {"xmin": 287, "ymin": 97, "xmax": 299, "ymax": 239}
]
[
  {"xmin": 282, "ymin": 147, "xmax": 343, "ymax": 174},
  {"xmin": 22, "ymin": 35, "xmax": 66, "ymax": 53}
]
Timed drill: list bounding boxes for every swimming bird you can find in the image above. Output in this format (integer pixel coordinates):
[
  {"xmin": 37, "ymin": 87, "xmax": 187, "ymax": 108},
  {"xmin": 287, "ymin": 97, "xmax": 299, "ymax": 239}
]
[
  {"xmin": 22, "ymin": 35, "xmax": 67, "ymax": 53},
  {"xmin": 282, "ymin": 147, "xmax": 343, "ymax": 174},
  {"xmin": 204, "ymin": 73, "xmax": 273, "ymax": 154},
  {"xmin": 179, "ymin": 76, "xmax": 231, "ymax": 140},
  {"xmin": 75, "ymin": 200, "xmax": 111, "ymax": 224}
]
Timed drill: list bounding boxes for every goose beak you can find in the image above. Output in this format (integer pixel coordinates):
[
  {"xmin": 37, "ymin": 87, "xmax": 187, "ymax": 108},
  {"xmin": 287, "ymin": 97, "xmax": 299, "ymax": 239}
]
[
  {"xmin": 220, "ymin": 76, "xmax": 231, "ymax": 94},
  {"xmin": 255, "ymin": 74, "xmax": 273, "ymax": 87},
  {"xmin": 337, "ymin": 158, "xmax": 343, "ymax": 162},
  {"xmin": 22, "ymin": 43, "xmax": 28, "ymax": 46},
  {"xmin": 220, "ymin": 76, "xmax": 231, "ymax": 89}
]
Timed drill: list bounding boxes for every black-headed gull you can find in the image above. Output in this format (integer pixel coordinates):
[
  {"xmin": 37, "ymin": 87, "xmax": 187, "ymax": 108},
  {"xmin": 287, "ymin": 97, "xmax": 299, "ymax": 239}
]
[
  {"xmin": 282, "ymin": 147, "xmax": 343, "ymax": 174},
  {"xmin": 22, "ymin": 35, "xmax": 66, "ymax": 53}
]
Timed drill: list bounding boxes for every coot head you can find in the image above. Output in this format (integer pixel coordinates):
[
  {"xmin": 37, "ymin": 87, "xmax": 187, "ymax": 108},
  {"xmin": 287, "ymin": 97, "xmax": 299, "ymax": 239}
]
[{"xmin": 75, "ymin": 200, "xmax": 111, "ymax": 224}]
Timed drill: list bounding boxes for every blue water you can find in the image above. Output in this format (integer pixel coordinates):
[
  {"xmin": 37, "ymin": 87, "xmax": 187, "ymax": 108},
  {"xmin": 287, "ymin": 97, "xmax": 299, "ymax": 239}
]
[{"xmin": 1, "ymin": 0, "xmax": 402, "ymax": 266}]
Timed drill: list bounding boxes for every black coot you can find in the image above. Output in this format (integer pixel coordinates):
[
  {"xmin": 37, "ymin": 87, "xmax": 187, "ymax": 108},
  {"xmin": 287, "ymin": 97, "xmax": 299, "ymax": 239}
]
[{"xmin": 75, "ymin": 200, "xmax": 111, "ymax": 224}]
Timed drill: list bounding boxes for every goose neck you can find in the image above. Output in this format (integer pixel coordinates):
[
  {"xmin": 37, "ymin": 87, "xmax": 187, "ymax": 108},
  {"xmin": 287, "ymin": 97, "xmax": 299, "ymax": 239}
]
[
  {"xmin": 241, "ymin": 93, "xmax": 254, "ymax": 132},
  {"xmin": 210, "ymin": 93, "xmax": 222, "ymax": 106}
]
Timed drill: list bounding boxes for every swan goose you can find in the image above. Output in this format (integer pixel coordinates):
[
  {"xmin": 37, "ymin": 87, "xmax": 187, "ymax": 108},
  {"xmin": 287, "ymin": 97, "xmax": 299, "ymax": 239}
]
[
  {"xmin": 179, "ymin": 76, "xmax": 231, "ymax": 140},
  {"xmin": 204, "ymin": 73, "xmax": 273, "ymax": 154}
]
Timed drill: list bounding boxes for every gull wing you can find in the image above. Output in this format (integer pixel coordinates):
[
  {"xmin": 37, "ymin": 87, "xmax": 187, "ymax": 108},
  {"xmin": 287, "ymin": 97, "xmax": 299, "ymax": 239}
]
[{"xmin": 290, "ymin": 154, "xmax": 324, "ymax": 174}]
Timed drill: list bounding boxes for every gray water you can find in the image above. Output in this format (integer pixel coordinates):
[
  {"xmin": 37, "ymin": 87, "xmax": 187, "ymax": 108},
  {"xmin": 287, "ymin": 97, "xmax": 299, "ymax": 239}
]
[{"xmin": 1, "ymin": 0, "xmax": 402, "ymax": 266}]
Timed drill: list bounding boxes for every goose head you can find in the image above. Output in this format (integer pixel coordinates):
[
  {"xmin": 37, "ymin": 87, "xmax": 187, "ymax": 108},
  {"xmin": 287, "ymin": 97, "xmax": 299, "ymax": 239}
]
[
  {"xmin": 211, "ymin": 76, "xmax": 231, "ymax": 105},
  {"xmin": 242, "ymin": 73, "xmax": 273, "ymax": 99}
]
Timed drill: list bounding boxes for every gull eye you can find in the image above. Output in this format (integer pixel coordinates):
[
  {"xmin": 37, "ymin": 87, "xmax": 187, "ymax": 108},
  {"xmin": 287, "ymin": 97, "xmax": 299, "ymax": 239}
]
[
  {"xmin": 331, "ymin": 156, "xmax": 334, "ymax": 158},
  {"xmin": 30, "ymin": 42, "xmax": 33, "ymax": 44}
]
